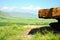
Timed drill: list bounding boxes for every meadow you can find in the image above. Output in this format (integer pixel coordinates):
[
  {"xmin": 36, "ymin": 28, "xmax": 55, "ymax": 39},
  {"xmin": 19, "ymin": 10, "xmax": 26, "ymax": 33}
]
[{"xmin": 0, "ymin": 18, "xmax": 60, "ymax": 40}]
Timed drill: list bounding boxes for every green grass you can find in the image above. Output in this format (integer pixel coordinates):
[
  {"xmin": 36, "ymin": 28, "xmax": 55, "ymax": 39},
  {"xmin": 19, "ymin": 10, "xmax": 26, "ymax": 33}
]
[
  {"xmin": 0, "ymin": 18, "xmax": 57, "ymax": 26},
  {"xmin": 31, "ymin": 32, "xmax": 60, "ymax": 40},
  {"xmin": 0, "ymin": 18, "xmax": 59, "ymax": 40},
  {"xmin": 0, "ymin": 25, "xmax": 26, "ymax": 40}
]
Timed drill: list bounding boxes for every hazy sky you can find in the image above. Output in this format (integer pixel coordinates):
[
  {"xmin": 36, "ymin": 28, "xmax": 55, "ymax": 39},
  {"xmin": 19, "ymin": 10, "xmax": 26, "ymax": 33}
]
[
  {"xmin": 0, "ymin": 0, "xmax": 60, "ymax": 12},
  {"xmin": 0, "ymin": 0, "xmax": 60, "ymax": 7}
]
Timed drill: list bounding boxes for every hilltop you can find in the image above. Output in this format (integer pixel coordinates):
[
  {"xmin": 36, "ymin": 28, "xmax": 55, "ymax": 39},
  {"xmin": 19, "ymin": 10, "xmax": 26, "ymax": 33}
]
[{"xmin": 0, "ymin": 11, "xmax": 38, "ymax": 19}]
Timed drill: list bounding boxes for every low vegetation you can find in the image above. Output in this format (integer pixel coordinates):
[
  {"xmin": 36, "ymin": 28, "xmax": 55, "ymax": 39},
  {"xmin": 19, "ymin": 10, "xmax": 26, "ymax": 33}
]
[{"xmin": 0, "ymin": 18, "xmax": 59, "ymax": 40}]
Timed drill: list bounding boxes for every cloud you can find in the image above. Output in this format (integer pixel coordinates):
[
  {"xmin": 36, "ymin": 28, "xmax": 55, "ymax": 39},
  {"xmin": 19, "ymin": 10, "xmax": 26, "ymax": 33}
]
[
  {"xmin": 19, "ymin": 5, "xmax": 42, "ymax": 13},
  {"xmin": 0, "ymin": 7, "xmax": 8, "ymax": 10},
  {"xmin": 0, "ymin": 7, "xmax": 17, "ymax": 10},
  {"xmin": 0, "ymin": 5, "xmax": 42, "ymax": 13},
  {"xmin": 20, "ymin": 5, "xmax": 41, "ymax": 11}
]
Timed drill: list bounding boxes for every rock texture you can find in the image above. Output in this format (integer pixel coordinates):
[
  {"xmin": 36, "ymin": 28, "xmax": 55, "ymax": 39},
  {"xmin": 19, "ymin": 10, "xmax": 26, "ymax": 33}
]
[
  {"xmin": 38, "ymin": 7, "xmax": 60, "ymax": 19},
  {"xmin": 38, "ymin": 7, "xmax": 60, "ymax": 31}
]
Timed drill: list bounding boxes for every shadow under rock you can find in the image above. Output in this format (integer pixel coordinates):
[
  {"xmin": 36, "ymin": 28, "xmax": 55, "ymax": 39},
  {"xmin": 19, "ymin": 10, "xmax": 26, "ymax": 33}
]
[{"xmin": 28, "ymin": 22, "xmax": 60, "ymax": 35}]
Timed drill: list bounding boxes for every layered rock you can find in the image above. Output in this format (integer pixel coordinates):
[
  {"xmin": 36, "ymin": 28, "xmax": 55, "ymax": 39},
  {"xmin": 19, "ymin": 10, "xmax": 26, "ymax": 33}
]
[
  {"xmin": 38, "ymin": 7, "xmax": 60, "ymax": 31},
  {"xmin": 38, "ymin": 7, "xmax": 60, "ymax": 19}
]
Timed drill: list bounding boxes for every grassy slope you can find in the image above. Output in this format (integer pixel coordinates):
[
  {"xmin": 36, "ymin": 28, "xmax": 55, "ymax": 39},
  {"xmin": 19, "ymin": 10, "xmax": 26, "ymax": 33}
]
[
  {"xmin": 0, "ymin": 18, "xmax": 59, "ymax": 40},
  {"xmin": 0, "ymin": 18, "xmax": 57, "ymax": 26}
]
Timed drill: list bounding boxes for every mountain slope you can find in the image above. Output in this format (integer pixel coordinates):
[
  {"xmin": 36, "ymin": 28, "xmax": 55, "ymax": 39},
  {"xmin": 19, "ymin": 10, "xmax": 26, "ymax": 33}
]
[
  {"xmin": 7, "ymin": 12, "xmax": 38, "ymax": 18},
  {"xmin": 0, "ymin": 11, "xmax": 38, "ymax": 19},
  {"xmin": 0, "ymin": 11, "xmax": 12, "ymax": 19}
]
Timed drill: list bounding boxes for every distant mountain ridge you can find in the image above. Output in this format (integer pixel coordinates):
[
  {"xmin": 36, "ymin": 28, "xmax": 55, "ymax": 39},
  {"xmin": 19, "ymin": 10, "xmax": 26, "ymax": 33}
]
[
  {"xmin": 0, "ymin": 11, "xmax": 38, "ymax": 19},
  {"xmin": 0, "ymin": 11, "xmax": 11, "ymax": 19}
]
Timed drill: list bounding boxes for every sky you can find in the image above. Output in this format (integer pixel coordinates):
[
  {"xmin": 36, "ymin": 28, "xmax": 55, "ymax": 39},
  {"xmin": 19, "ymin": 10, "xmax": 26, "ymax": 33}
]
[{"xmin": 0, "ymin": 0, "xmax": 60, "ymax": 13}]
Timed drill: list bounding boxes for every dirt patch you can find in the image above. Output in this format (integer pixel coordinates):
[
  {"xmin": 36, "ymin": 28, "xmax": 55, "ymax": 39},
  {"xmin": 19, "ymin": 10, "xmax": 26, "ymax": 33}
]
[
  {"xmin": 24, "ymin": 25, "xmax": 42, "ymax": 29},
  {"xmin": 23, "ymin": 25, "xmax": 43, "ymax": 38}
]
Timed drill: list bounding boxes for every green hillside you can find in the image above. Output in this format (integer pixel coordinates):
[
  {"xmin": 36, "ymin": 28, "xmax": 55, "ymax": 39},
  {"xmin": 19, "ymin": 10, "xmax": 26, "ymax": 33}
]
[
  {"xmin": 0, "ymin": 11, "xmax": 11, "ymax": 19},
  {"xmin": 0, "ymin": 11, "xmax": 59, "ymax": 40}
]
